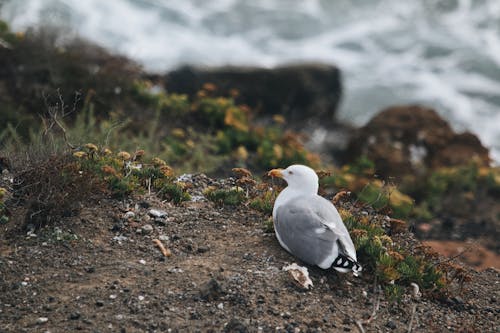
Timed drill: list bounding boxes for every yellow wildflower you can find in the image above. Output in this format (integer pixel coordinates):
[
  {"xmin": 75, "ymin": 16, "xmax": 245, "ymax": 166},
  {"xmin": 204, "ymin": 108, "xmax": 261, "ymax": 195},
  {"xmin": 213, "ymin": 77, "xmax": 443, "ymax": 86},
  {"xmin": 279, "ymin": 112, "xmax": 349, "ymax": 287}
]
[
  {"xmin": 117, "ymin": 151, "xmax": 131, "ymax": 160},
  {"xmin": 73, "ymin": 151, "xmax": 87, "ymax": 159},
  {"xmin": 84, "ymin": 143, "xmax": 98, "ymax": 151}
]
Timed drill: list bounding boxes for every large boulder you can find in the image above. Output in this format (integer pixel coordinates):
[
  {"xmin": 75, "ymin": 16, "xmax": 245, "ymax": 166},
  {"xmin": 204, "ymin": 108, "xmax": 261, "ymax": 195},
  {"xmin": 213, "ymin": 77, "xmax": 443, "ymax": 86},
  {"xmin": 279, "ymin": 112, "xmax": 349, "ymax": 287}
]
[
  {"xmin": 345, "ymin": 105, "xmax": 491, "ymax": 178},
  {"xmin": 165, "ymin": 63, "xmax": 342, "ymax": 124}
]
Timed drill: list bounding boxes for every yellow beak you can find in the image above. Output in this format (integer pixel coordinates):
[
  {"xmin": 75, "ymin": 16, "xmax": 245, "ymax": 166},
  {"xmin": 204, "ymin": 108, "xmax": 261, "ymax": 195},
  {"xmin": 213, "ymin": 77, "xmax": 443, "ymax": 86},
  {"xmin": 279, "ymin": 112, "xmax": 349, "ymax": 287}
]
[{"xmin": 267, "ymin": 168, "xmax": 284, "ymax": 178}]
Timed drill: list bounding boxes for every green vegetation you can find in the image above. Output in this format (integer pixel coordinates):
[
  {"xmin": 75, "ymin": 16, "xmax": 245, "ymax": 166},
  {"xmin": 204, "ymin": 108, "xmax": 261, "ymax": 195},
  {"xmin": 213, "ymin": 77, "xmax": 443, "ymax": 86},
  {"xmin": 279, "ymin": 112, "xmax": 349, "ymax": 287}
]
[
  {"xmin": 0, "ymin": 187, "xmax": 8, "ymax": 225},
  {"xmin": 205, "ymin": 187, "xmax": 246, "ymax": 206},
  {"xmin": 405, "ymin": 163, "xmax": 500, "ymax": 220},
  {"xmin": 73, "ymin": 145, "xmax": 191, "ymax": 202},
  {"xmin": 249, "ymin": 189, "xmax": 277, "ymax": 215},
  {"xmin": 321, "ymin": 157, "xmax": 414, "ymax": 219},
  {"xmin": 340, "ymin": 209, "xmax": 448, "ymax": 300},
  {"xmin": 158, "ymin": 183, "xmax": 191, "ymax": 204}
]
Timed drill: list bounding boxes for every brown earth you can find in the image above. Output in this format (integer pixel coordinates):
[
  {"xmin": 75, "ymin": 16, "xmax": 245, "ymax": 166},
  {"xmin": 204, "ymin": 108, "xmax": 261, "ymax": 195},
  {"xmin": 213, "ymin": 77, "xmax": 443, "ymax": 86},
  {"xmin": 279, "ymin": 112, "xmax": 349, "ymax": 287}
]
[
  {"xmin": 423, "ymin": 240, "xmax": 500, "ymax": 271},
  {"xmin": 1, "ymin": 175, "xmax": 499, "ymax": 332}
]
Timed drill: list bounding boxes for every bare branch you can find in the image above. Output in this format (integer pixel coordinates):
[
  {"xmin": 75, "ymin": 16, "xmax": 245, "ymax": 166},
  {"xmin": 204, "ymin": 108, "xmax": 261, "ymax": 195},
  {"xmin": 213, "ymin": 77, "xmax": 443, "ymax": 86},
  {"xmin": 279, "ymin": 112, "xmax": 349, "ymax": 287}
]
[
  {"xmin": 40, "ymin": 90, "xmax": 77, "ymax": 149},
  {"xmin": 354, "ymin": 320, "xmax": 365, "ymax": 333}
]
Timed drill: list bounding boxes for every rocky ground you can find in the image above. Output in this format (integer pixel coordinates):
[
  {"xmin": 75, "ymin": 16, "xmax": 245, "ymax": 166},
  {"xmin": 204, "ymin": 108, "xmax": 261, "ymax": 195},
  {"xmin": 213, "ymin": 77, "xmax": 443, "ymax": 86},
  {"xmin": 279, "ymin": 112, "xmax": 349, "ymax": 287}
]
[{"xmin": 1, "ymin": 174, "xmax": 498, "ymax": 333}]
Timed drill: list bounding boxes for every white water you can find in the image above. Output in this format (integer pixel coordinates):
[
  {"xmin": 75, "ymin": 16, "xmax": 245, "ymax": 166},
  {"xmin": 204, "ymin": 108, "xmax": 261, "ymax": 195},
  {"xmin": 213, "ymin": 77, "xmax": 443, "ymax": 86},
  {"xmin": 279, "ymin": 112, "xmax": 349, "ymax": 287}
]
[{"xmin": 2, "ymin": 0, "xmax": 500, "ymax": 162}]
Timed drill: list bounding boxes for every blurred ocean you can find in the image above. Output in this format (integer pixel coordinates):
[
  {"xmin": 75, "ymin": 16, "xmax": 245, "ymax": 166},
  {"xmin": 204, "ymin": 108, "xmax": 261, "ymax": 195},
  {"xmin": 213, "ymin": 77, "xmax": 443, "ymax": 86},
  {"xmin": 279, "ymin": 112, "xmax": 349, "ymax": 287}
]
[{"xmin": 1, "ymin": 0, "xmax": 500, "ymax": 163}]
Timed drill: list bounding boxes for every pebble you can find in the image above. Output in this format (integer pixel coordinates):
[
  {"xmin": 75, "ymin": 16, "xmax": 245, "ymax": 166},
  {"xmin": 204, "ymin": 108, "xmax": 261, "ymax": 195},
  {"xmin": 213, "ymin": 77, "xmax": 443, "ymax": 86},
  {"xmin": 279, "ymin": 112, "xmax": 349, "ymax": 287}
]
[
  {"xmin": 199, "ymin": 278, "xmax": 223, "ymax": 301},
  {"xmin": 149, "ymin": 209, "xmax": 167, "ymax": 218},
  {"xmin": 36, "ymin": 317, "xmax": 49, "ymax": 324},
  {"xmin": 124, "ymin": 211, "xmax": 135, "ymax": 219},
  {"xmin": 139, "ymin": 259, "xmax": 146, "ymax": 265},
  {"xmin": 217, "ymin": 302, "xmax": 224, "ymax": 310},
  {"xmin": 112, "ymin": 235, "xmax": 128, "ymax": 243},
  {"xmin": 386, "ymin": 320, "xmax": 397, "ymax": 329},
  {"xmin": 138, "ymin": 295, "xmax": 145, "ymax": 301},
  {"xmin": 141, "ymin": 224, "xmax": 154, "ymax": 234},
  {"xmin": 154, "ymin": 217, "xmax": 166, "ymax": 226},
  {"xmin": 158, "ymin": 235, "xmax": 169, "ymax": 241},
  {"xmin": 109, "ymin": 294, "xmax": 117, "ymax": 300},
  {"xmin": 69, "ymin": 312, "xmax": 81, "ymax": 320},
  {"xmin": 197, "ymin": 246, "xmax": 210, "ymax": 253},
  {"xmin": 110, "ymin": 223, "xmax": 124, "ymax": 232}
]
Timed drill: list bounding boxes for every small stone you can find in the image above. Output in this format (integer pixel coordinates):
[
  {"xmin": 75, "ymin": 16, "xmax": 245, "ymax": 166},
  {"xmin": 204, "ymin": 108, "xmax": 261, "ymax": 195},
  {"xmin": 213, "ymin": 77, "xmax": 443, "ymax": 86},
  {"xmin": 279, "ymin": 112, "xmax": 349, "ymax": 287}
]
[
  {"xmin": 124, "ymin": 211, "xmax": 135, "ymax": 219},
  {"xmin": 110, "ymin": 223, "xmax": 124, "ymax": 232},
  {"xmin": 197, "ymin": 246, "xmax": 210, "ymax": 253},
  {"xmin": 154, "ymin": 217, "xmax": 166, "ymax": 226},
  {"xmin": 142, "ymin": 224, "xmax": 154, "ymax": 234},
  {"xmin": 36, "ymin": 317, "xmax": 49, "ymax": 324},
  {"xmin": 217, "ymin": 302, "xmax": 224, "ymax": 310},
  {"xmin": 69, "ymin": 312, "xmax": 81, "ymax": 320},
  {"xmin": 158, "ymin": 235, "xmax": 169, "ymax": 241},
  {"xmin": 95, "ymin": 300, "xmax": 104, "ymax": 307},
  {"xmin": 115, "ymin": 314, "xmax": 124, "ymax": 320},
  {"xmin": 109, "ymin": 294, "xmax": 117, "ymax": 300},
  {"xmin": 149, "ymin": 209, "xmax": 167, "ymax": 218},
  {"xmin": 223, "ymin": 318, "xmax": 248, "ymax": 333},
  {"xmin": 138, "ymin": 295, "xmax": 145, "ymax": 301},
  {"xmin": 386, "ymin": 320, "xmax": 397, "ymax": 329},
  {"xmin": 139, "ymin": 259, "xmax": 146, "ymax": 265},
  {"xmin": 199, "ymin": 278, "xmax": 224, "ymax": 301},
  {"xmin": 139, "ymin": 201, "xmax": 150, "ymax": 208}
]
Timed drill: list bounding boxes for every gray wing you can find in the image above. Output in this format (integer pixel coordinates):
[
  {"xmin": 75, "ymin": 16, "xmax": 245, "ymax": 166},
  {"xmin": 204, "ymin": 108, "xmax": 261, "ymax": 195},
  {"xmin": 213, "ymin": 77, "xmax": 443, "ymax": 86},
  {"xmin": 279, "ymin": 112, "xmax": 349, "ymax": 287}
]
[{"xmin": 275, "ymin": 195, "xmax": 354, "ymax": 267}]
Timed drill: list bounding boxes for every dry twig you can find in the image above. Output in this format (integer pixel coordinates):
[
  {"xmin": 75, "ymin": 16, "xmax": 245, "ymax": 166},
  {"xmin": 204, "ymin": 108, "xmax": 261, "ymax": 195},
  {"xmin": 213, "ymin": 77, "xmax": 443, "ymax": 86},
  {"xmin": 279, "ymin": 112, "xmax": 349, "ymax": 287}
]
[
  {"xmin": 41, "ymin": 90, "xmax": 81, "ymax": 149},
  {"xmin": 153, "ymin": 239, "xmax": 172, "ymax": 257}
]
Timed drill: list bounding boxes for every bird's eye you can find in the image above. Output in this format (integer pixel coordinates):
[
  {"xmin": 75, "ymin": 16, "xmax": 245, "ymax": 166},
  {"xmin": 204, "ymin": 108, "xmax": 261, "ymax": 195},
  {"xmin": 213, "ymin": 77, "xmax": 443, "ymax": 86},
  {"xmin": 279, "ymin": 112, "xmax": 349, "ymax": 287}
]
[{"xmin": 288, "ymin": 170, "xmax": 293, "ymax": 175}]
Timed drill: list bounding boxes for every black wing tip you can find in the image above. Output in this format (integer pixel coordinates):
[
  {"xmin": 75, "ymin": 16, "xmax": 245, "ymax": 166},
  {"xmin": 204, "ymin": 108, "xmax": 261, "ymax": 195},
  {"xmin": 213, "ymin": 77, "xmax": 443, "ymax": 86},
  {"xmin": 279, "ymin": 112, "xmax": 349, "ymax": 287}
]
[{"xmin": 333, "ymin": 254, "xmax": 363, "ymax": 275}]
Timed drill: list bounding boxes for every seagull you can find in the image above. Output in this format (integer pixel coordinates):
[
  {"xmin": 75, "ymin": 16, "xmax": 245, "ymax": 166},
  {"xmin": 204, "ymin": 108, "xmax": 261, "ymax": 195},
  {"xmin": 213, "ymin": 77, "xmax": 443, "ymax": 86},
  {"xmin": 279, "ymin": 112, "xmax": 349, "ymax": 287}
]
[{"xmin": 268, "ymin": 164, "xmax": 362, "ymax": 275}]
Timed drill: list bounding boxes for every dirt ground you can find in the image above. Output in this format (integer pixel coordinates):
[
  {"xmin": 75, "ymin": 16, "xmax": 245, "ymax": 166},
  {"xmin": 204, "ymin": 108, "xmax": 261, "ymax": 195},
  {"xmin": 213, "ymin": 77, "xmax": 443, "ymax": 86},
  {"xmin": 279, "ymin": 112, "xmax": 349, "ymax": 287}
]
[{"xmin": 0, "ymin": 175, "xmax": 499, "ymax": 332}]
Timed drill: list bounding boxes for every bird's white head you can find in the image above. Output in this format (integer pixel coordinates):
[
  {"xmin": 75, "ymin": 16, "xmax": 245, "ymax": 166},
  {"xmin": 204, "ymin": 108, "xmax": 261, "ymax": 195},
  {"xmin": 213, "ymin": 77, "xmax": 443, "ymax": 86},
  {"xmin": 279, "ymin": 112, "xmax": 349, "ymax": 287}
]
[{"xmin": 268, "ymin": 164, "xmax": 319, "ymax": 194}]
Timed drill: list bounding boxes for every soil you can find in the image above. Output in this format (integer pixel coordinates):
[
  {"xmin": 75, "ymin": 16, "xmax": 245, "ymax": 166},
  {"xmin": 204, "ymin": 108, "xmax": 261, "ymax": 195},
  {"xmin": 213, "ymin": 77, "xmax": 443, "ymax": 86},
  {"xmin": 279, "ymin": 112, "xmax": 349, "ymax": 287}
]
[
  {"xmin": 1, "ymin": 174, "xmax": 499, "ymax": 333},
  {"xmin": 423, "ymin": 241, "xmax": 500, "ymax": 271}
]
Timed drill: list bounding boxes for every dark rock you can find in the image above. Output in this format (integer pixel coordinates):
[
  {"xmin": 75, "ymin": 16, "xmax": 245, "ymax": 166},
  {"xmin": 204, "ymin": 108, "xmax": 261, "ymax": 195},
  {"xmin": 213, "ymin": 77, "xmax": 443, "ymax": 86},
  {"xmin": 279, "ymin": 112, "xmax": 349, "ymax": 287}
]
[
  {"xmin": 345, "ymin": 105, "xmax": 490, "ymax": 178},
  {"xmin": 165, "ymin": 63, "xmax": 342, "ymax": 124},
  {"xmin": 138, "ymin": 201, "xmax": 150, "ymax": 208},
  {"xmin": 95, "ymin": 300, "xmax": 104, "ymax": 307},
  {"xmin": 199, "ymin": 278, "xmax": 224, "ymax": 301},
  {"xmin": 223, "ymin": 318, "xmax": 248, "ymax": 333},
  {"xmin": 84, "ymin": 266, "xmax": 95, "ymax": 274},
  {"xmin": 69, "ymin": 312, "xmax": 81, "ymax": 320},
  {"xmin": 385, "ymin": 320, "xmax": 397, "ymax": 329},
  {"xmin": 154, "ymin": 217, "xmax": 166, "ymax": 226},
  {"xmin": 197, "ymin": 246, "xmax": 210, "ymax": 253},
  {"xmin": 110, "ymin": 223, "xmax": 124, "ymax": 232}
]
